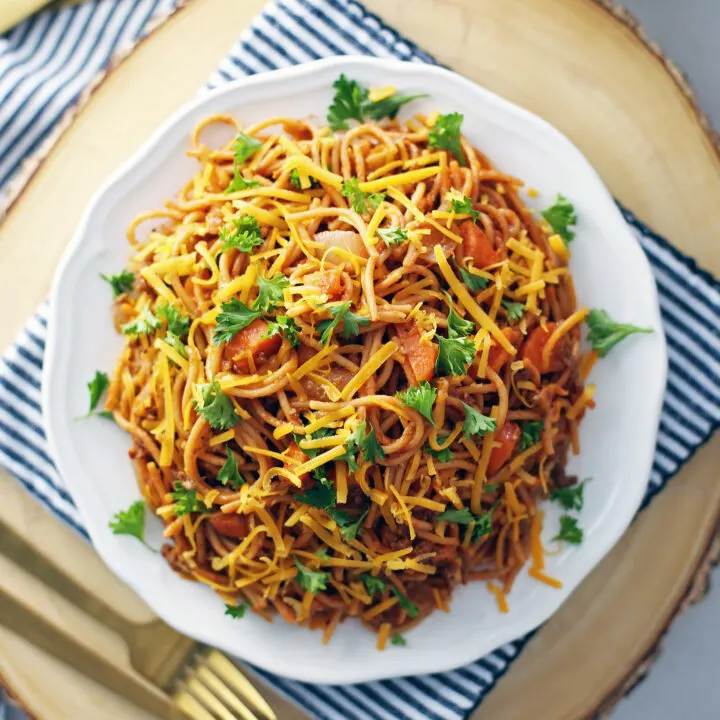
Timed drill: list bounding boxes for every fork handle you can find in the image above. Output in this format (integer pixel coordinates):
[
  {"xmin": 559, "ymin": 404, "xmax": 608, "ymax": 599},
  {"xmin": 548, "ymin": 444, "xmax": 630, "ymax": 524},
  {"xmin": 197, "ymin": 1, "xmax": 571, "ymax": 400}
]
[{"xmin": 0, "ymin": 520, "xmax": 135, "ymax": 638}]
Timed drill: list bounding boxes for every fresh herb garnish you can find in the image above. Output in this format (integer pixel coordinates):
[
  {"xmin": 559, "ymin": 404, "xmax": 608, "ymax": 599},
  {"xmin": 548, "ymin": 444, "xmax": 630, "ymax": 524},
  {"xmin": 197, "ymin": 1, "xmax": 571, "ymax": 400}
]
[
  {"xmin": 109, "ymin": 500, "xmax": 145, "ymax": 542},
  {"xmin": 157, "ymin": 302, "xmax": 190, "ymax": 337},
  {"xmin": 331, "ymin": 508, "xmax": 368, "ymax": 542},
  {"xmin": 435, "ymin": 335, "xmax": 476, "ymax": 376},
  {"xmin": 553, "ymin": 515, "xmax": 583, "ymax": 544},
  {"xmin": 318, "ymin": 301, "xmax": 370, "ymax": 344},
  {"xmin": 217, "ymin": 449, "xmax": 244, "ymax": 489},
  {"xmin": 289, "ymin": 168, "xmax": 318, "ymax": 189},
  {"xmin": 377, "ymin": 226, "xmax": 408, "ymax": 247},
  {"xmin": 171, "ymin": 482, "xmax": 207, "ymax": 516},
  {"xmin": 446, "ymin": 300, "xmax": 475, "ymax": 338},
  {"xmin": 225, "ymin": 171, "xmax": 259, "ymax": 194},
  {"xmin": 428, "ymin": 112, "xmax": 465, "ymax": 165},
  {"xmin": 520, "ymin": 420, "xmax": 544, "ymax": 452},
  {"xmin": 341, "ymin": 177, "xmax": 385, "ymax": 215},
  {"xmin": 224, "ymin": 603, "xmax": 249, "ymax": 619},
  {"xmin": 361, "ymin": 574, "xmax": 387, "ymax": 597},
  {"xmin": 502, "ymin": 300, "xmax": 525, "ymax": 322},
  {"xmin": 551, "ymin": 479, "xmax": 588, "ymax": 511},
  {"xmin": 294, "ymin": 557, "xmax": 330, "ymax": 594},
  {"xmin": 87, "ymin": 370, "xmax": 109, "ymax": 413},
  {"xmin": 437, "ymin": 501, "xmax": 499, "ymax": 543},
  {"xmin": 586, "ymin": 309, "xmax": 652, "ymax": 357},
  {"xmin": 391, "ymin": 587, "xmax": 419, "ymax": 618},
  {"xmin": 121, "ymin": 303, "xmax": 160, "ymax": 337},
  {"xmin": 353, "ymin": 421, "xmax": 385, "ymax": 463},
  {"xmin": 101, "ymin": 269, "xmax": 134, "ymax": 297},
  {"xmin": 194, "ymin": 381, "xmax": 240, "ymax": 430},
  {"xmin": 327, "ymin": 74, "xmax": 426, "ymax": 130},
  {"xmin": 453, "ymin": 259, "xmax": 489, "ymax": 291},
  {"xmin": 541, "ymin": 194, "xmax": 577, "ymax": 244},
  {"xmin": 396, "ymin": 381, "xmax": 437, "ymax": 425},
  {"xmin": 163, "ymin": 332, "xmax": 188, "ymax": 359},
  {"xmin": 424, "ymin": 439, "xmax": 453, "ymax": 462},
  {"xmin": 294, "ymin": 427, "xmax": 334, "ymax": 459},
  {"xmin": 436, "ymin": 506, "xmax": 475, "ymax": 524},
  {"xmin": 447, "ymin": 191, "xmax": 478, "ymax": 220},
  {"xmin": 220, "ymin": 214, "xmax": 264, "ymax": 253},
  {"xmin": 264, "ymin": 315, "xmax": 301, "ymax": 347},
  {"xmin": 212, "ymin": 298, "xmax": 261, "ymax": 345},
  {"xmin": 391, "ymin": 633, "xmax": 407, "ymax": 647},
  {"xmin": 254, "ymin": 273, "xmax": 289, "ymax": 313},
  {"xmin": 296, "ymin": 482, "xmax": 336, "ymax": 509},
  {"xmin": 232, "ymin": 132, "xmax": 263, "ymax": 165},
  {"xmin": 461, "ymin": 402, "xmax": 496, "ymax": 438}
]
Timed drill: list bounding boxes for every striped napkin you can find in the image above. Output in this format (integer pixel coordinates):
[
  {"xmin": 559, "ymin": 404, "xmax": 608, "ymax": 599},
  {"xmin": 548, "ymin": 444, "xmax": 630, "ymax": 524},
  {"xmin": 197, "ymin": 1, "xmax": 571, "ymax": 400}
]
[{"xmin": 1, "ymin": 1, "xmax": 719, "ymax": 718}]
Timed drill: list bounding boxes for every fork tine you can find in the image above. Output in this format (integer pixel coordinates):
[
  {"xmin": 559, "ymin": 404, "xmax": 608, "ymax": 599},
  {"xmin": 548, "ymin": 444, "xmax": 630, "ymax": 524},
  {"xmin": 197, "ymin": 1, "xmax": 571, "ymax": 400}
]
[
  {"xmin": 194, "ymin": 664, "xmax": 260, "ymax": 720},
  {"xmin": 205, "ymin": 650, "xmax": 278, "ymax": 720},
  {"xmin": 183, "ymin": 674, "xmax": 249, "ymax": 720},
  {"xmin": 172, "ymin": 687, "xmax": 216, "ymax": 720}
]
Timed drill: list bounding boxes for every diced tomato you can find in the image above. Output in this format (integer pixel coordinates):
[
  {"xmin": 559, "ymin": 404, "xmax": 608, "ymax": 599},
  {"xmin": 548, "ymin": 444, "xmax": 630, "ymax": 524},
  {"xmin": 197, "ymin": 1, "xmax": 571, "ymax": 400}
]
[
  {"xmin": 284, "ymin": 441, "xmax": 310, "ymax": 481},
  {"xmin": 223, "ymin": 319, "xmax": 282, "ymax": 373},
  {"xmin": 395, "ymin": 322, "xmax": 437, "ymax": 384},
  {"xmin": 317, "ymin": 268, "xmax": 344, "ymax": 299},
  {"xmin": 521, "ymin": 323, "xmax": 565, "ymax": 374},
  {"xmin": 487, "ymin": 327, "xmax": 524, "ymax": 373},
  {"xmin": 460, "ymin": 220, "xmax": 498, "ymax": 269},
  {"xmin": 209, "ymin": 513, "xmax": 248, "ymax": 539},
  {"xmin": 487, "ymin": 422, "xmax": 521, "ymax": 474}
]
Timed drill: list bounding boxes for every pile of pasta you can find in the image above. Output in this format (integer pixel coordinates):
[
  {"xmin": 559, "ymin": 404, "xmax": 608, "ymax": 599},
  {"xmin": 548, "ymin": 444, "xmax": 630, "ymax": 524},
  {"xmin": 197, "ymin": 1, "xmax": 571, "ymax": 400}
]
[{"xmin": 105, "ymin": 86, "xmax": 594, "ymax": 648}]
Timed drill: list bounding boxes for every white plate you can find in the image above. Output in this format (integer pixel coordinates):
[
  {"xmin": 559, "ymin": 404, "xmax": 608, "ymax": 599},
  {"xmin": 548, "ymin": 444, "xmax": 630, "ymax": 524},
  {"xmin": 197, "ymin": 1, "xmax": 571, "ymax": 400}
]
[{"xmin": 42, "ymin": 56, "xmax": 667, "ymax": 684}]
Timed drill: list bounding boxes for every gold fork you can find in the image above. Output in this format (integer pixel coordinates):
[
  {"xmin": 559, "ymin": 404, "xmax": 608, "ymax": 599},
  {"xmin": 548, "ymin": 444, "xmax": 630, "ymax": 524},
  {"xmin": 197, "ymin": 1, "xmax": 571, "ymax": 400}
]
[{"xmin": 0, "ymin": 520, "xmax": 277, "ymax": 720}]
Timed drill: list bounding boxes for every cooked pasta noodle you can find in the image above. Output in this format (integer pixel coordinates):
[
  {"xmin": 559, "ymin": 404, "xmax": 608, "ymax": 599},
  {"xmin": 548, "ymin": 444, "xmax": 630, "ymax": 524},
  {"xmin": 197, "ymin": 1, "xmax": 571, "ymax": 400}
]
[{"xmin": 105, "ymin": 97, "xmax": 591, "ymax": 643}]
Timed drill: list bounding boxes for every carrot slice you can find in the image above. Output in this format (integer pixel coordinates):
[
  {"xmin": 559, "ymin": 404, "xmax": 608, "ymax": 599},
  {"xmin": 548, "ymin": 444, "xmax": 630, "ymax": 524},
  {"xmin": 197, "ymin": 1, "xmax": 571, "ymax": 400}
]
[
  {"xmin": 460, "ymin": 220, "xmax": 498, "ymax": 269},
  {"xmin": 395, "ymin": 322, "xmax": 437, "ymax": 384},
  {"xmin": 223, "ymin": 318, "xmax": 282, "ymax": 372},
  {"xmin": 521, "ymin": 323, "xmax": 565, "ymax": 373},
  {"xmin": 488, "ymin": 422, "xmax": 521, "ymax": 474}
]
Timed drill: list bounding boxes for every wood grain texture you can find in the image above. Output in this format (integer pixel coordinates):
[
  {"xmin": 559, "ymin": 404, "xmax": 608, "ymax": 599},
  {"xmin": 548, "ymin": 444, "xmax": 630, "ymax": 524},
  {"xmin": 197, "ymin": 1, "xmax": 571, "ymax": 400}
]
[{"xmin": 0, "ymin": 0, "xmax": 718, "ymax": 718}]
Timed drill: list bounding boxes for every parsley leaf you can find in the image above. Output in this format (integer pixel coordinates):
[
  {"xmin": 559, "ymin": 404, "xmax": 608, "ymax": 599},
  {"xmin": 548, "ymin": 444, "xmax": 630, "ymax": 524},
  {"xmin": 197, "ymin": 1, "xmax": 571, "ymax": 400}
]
[
  {"xmin": 331, "ymin": 508, "xmax": 368, "ymax": 542},
  {"xmin": 232, "ymin": 132, "xmax": 262, "ymax": 165},
  {"xmin": 541, "ymin": 194, "xmax": 577, "ymax": 244},
  {"xmin": 520, "ymin": 420, "xmax": 544, "ymax": 452},
  {"xmin": 462, "ymin": 402, "xmax": 496, "ymax": 438},
  {"xmin": 254, "ymin": 273, "xmax": 289, "ymax": 313},
  {"xmin": 87, "ymin": 370, "xmax": 109, "ymax": 413},
  {"xmin": 424, "ymin": 439, "xmax": 453, "ymax": 462},
  {"xmin": 109, "ymin": 500, "xmax": 145, "ymax": 541},
  {"xmin": 316, "ymin": 548, "xmax": 330, "ymax": 560},
  {"xmin": 502, "ymin": 300, "xmax": 525, "ymax": 322},
  {"xmin": 157, "ymin": 302, "xmax": 190, "ymax": 337},
  {"xmin": 436, "ymin": 506, "xmax": 475, "ymax": 523},
  {"xmin": 553, "ymin": 515, "xmax": 583, "ymax": 544},
  {"xmin": 318, "ymin": 302, "xmax": 370, "ymax": 344},
  {"xmin": 294, "ymin": 557, "xmax": 330, "ymax": 594},
  {"xmin": 171, "ymin": 482, "xmax": 206, "ymax": 516},
  {"xmin": 220, "ymin": 214, "xmax": 264, "ymax": 253},
  {"xmin": 328, "ymin": 74, "xmax": 366, "ymax": 130},
  {"xmin": 121, "ymin": 303, "xmax": 160, "ymax": 337},
  {"xmin": 453, "ymin": 259, "xmax": 489, "ymax": 291},
  {"xmin": 217, "ymin": 449, "xmax": 244, "ymax": 489},
  {"xmin": 428, "ymin": 112, "xmax": 465, "ymax": 165},
  {"xmin": 361, "ymin": 574, "xmax": 387, "ymax": 597},
  {"xmin": 446, "ymin": 300, "xmax": 475, "ymax": 338},
  {"xmin": 294, "ymin": 427, "xmax": 334, "ymax": 459},
  {"xmin": 264, "ymin": 315, "xmax": 301, "ymax": 347},
  {"xmin": 212, "ymin": 298, "xmax": 261, "ymax": 345},
  {"xmin": 551, "ymin": 480, "xmax": 586, "ymax": 511},
  {"xmin": 336, "ymin": 433, "xmax": 360, "ymax": 472},
  {"xmin": 341, "ymin": 177, "xmax": 385, "ymax": 215},
  {"xmin": 586, "ymin": 309, "xmax": 652, "ymax": 358},
  {"xmin": 194, "ymin": 381, "xmax": 240, "ymax": 430},
  {"xmin": 327, "ymin": 74, "xmax": 426, "ymax": 130},
  {"xmin": 391, "ymin": 633, "xmax": 407, "ymax": 646},
  {"xmin": 101, "ymin": 269, "xmax": 134, "ymax": 297},
  {"xmin": 435, "ymin": 335, "xmax": 476, "ymax": 376},
  {"xmin": 448, "ymin": 191, "xmax": 478, "ymax": 220},
  {"xmin": 225, "ymin": 171, "xmax": 259, "ymax": 194},
  {"xmin": 354, "ymin": 422, "xmax": 385, "ymax": 463},
  {"xmin": 396, "ymin": 381, "xmax": 437, "ymax": 424},
  {"xmin": 296, "ymin": 482, "xmax": 336, "ymax": 509},
  {"xmin": 377, "ymin": 226, "xmax": 408, "ymax": 248},
  {"xmin": 164, "ymin": 332, "xmax": 188, "ymax": 359},
  {"xmin": 224, "ymin": 603, "xmax": 249, "ymax": 619},
  {"xmin": 290, "ymin": 168, "xmax": 318, "ymax": 189},
  {"xmin": 392, "ymin": 587, "xmax": 419, "ymax": 618}
]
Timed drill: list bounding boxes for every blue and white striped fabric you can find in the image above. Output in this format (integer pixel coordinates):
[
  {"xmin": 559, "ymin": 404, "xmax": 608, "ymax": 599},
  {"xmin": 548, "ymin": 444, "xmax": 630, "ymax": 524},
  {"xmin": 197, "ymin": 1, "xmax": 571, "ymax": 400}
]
[{"xmin": 0, "ymin": 1, "xmax": 718, "ymax": 719}]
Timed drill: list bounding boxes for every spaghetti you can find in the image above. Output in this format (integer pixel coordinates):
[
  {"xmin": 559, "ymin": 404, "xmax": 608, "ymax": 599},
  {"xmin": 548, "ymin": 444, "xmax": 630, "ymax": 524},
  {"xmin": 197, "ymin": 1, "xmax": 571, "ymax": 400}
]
[{"xmin": 105, "ymin": 90, "xmax": 591, "ymax": 643}]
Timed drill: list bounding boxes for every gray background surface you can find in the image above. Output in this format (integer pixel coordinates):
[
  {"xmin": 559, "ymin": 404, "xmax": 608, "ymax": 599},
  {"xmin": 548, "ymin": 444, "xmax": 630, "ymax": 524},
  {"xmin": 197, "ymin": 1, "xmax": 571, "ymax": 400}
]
[
  {"xmin": 609, "ymin": 1, "xmax": 719, "ymax": 719},
  {"xmin": 3, "ymin": 1, "xmax": 719, "ymax": 719}
]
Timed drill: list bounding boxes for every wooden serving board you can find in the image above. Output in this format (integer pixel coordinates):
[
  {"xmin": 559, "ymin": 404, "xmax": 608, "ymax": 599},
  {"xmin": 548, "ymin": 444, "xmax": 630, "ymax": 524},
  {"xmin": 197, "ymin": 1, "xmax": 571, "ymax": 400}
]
[{"xmin": 1, "ymin": 0, "xmax": 719, "ymax": 718}]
